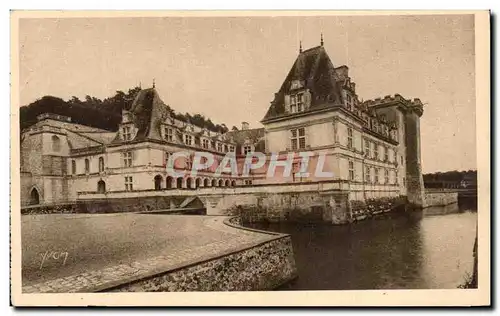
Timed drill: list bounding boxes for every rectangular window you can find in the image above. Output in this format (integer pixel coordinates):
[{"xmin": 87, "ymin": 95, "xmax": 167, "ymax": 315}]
[
  {"xmin": 224, "ymin": 144, "xmax": 228, "ymax": 152},
  {"xmin": 244, "ymin": 179, "xmax": 253, "ymax": 185},
  {"xmin": 98, "ymin": 157, "xmax": 104, "ymax": 172},
  {"xmin": 217, "ymin": 143, "xmax": 223, "ymax": 152},
  {"xmin": 202, "ymin": 139, "xmax": 209, "ymax": 149},
  {"xmin": 384, "ymin": 169, "xmax": 389, "ymax": 184},
  {"xmin": 374, "ymin": 168, "xmax": 379, "ymax": 184},
  {"xmin": 374, "ymin": 144, "xmax": 379, "ymax": 160},
  {"xmin": 290, "ymin": 128, "xmax": 306, "ymax": 150},
  {"xmin": 384, "ymin": 147, "xmax": 389, "ymax": 162},
  {"xmin": 365, "ymin": 166, "xmax": 371, "ymax": 183},
  {"xmin": 290, "ymin": 93, "xmax": 304, "ymax": 113},
  {"xmin": 364, "ymin": 139, "xmax": 370, "ymax": 157},
  {"xmin": 165, "ymin": 127, "xmax": 173, "ymax": 142},
  {"xmin": 291, "ymin": 127, "xmax": 306, "ymax": 150},
  {"xmin": 122, "ymin": 126, "xmax": 132, "ymax": 141},
  {"xmin": 243, "ymin": 145, "xmax": 253, "ymax": 155},
  {"xmin": 229, "ymin": 145, "xmax": 235, "ymax": 152},
  {"xmin": 125, "ymin": 176, "xmax": 133, "ymax": 191},
  {"xmin": 71, "ymin": 160, "xmax": 76, "ymax": 174},
  {"xmin": 395, "ymin": 171, "xmax": 399, "ymax": 184},
  {"xmin": 84, "ymin": 159, "xmax": 90, "ymax": 174},
  {"xmin": 348, "ymin": 160, "xmax": 355, "ymax": 181},
  {"xmin": 401, "ymin": 155, "xmax": 404, "ymax": 165},
  {"xmin": 123, "ymin": 151, "xmax": 133, "ymax": 167},
  {"xmin": 184, "ymin": 134, "xmax": 193, "ymax": 146},
  {"xmin": 347, "ymin": 127, "xmax": 353, "ymax": 149}
]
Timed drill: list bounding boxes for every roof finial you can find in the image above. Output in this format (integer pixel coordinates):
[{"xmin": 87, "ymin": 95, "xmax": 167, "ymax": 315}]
[
  {"xmin": 299, "ymin": 41, "xmax": 302, "ymax": 53},
  {"xmin": 139, "ymin": 81, "xmax": 142, "ymax": 89},
  {"xmin": 321, "ymin": 33, "xmax": 324, "ymax": 46},
  {"xmin": 152, "ymin": 78, "xmax": 155, "ymax": 88}
]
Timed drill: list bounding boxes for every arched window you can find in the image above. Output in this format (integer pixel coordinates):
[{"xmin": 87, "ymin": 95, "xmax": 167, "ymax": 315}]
[
  {"xmin": 29, "ymin": 188, "xmax": 40, "ymax": 205},
  {"xmin": 71, "ymin": 160, "xmax": 76, "ymax": 175},
  {"xmin": 211, "ymin": 179, "xmax": 217, "ymax": 187},
  {"xmin": 154, "ymin": 175, "xmax": 163, "ymax": 190},
  {"xmin": 218, "ymin": 179, "xmax": 224, "ymax": 187},
  {"xmin": 225, "ymin": 180, "xmax": 230, "ymax": 187},
  {"xmin": 52, "ymin": 135, "xmax": 61, "ymax": 152},
  {"xmin": 166, "ymin": 176, "xmax": 173, "ymax": 189},
  {"xmin": 195, "ymin": 178, "xmax": 201, "ymax": 188},
  {"xmin": 231, "ymin": 180, "xmax": 236, "ymax": 187},
  {"xmin": 177, "ymin": 177, "xmax": 183, "ymax": 189},
  {"xmin": 203, "ymin": 178, "xmax": 209, "ymax": 187},
  {"xmin": 84, "ymin": 159, "xmax": 90, "ymax": 174},
  {"xmin": 98, "ymin": 157, "xmax": 105, "ymax": 172},
  {"xmin": 186, "ymin": 178, "xmax": 192, "ymax": 189},
  {"xmin": 97, "ymin": 180, "xmax": 106, "ymax": 193}
]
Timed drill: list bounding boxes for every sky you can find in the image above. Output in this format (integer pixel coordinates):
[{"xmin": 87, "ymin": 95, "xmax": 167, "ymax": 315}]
[{"xmin": 18, "ymin": 14, "xmax": 476, "ymax": 173}]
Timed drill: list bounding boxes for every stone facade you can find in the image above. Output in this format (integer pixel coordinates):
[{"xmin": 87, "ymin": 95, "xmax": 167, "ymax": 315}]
[{"xmin": 20, "ymin": 42, "xmax": 424, "ymax": 209}]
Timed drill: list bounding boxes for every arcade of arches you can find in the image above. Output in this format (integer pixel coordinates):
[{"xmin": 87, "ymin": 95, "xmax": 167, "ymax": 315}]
[{"xmin": 152, "ymin": 175, "xmax": 238, "ymax": 190}]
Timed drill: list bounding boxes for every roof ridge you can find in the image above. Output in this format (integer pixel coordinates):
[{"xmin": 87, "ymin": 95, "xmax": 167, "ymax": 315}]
[{"xmin": 301, "ymin": 45, "xmax": 323, "ymax": 54}]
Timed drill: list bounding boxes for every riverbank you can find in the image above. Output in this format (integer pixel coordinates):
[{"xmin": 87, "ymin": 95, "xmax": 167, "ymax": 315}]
[{"xmin": 22, "ymin": 214, "xmax": 296, "ymax": 292}]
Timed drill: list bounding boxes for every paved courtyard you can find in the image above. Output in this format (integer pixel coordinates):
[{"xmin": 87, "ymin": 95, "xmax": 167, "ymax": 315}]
[{"xmin": 21, "ymin": 214, "xmax": 275, "ymax": 293}]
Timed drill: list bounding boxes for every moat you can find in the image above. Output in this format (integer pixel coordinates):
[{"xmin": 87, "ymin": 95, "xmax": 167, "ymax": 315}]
[{"xmin": 245, "ymin": 201, "xmax": 477, "ymax": 290}]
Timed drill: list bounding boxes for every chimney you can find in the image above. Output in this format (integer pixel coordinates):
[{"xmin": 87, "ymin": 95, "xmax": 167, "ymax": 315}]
[{"xmin": 241, "ymin": 122, "xmax": 249, "ymax": 130}]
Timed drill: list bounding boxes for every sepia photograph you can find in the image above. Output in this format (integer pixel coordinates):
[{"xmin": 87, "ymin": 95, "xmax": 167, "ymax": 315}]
[{"xmin": 10, "ymin": 10, "xmax": 490, "ymax": 306}]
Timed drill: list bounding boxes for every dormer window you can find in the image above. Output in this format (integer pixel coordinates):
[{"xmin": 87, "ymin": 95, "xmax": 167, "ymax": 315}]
[
  {"xmin": 243, "ymin": 145, "xmax": 253, "ymax": 155},
  {"xmin": 164, "ymin": 127, "xmax": 174, "ymax": 142},
  {"xmin": 122, "ymin": 126, "xmax": 132, "ymax": 141},
  {"xmin": 290, "ymin": 93, "xmax": 304, "ymax": 113},
  {"xmin": 184, "ymin": 134, "xmax": 193, "ymax": 146},
  {"xmin": 202, "ymin": 139, "xmax": 209, "ymax": 149},
  {"xmin": 346, "ymin": 94, "xmax": 352, "ymax": 110}
]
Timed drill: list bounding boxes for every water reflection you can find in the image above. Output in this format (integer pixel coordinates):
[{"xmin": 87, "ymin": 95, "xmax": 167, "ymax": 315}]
[{"xmin": 245, "ymin": 204, "xmax": 477, "ymax": 290}]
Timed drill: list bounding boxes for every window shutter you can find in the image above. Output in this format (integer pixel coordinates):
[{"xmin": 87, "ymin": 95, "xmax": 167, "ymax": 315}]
[
  {"xmin": 304, "ymin": 90, "xmax": 311, "ymax": 110},
  {"xmin": 284, "ymin": 95, "xmax": 290, "ymax": 113}
]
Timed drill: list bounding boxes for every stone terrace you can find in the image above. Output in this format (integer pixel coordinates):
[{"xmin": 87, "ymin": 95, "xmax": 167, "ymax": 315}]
[{"xmin": 21, "ymin": 214, "xmax": 278, "ymax": 293}]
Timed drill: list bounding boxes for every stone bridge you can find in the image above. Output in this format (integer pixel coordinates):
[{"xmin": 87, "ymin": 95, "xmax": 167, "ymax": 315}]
[{"xmin": 77, "ymin": 181, "xmax": 354, "ymax": 224}]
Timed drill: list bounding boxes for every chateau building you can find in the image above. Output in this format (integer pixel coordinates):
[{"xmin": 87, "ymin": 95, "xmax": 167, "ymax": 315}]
[{"xmin": 20, "ymin": 41, "xmax": 424, "ymax": 208}]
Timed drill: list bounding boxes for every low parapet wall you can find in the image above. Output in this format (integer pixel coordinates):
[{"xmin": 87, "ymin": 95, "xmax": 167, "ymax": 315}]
[
  {"xmin": 105, "ymin": 218, "xmax": 297, "ymax": 292},
  {"xmin": 23, "ymin": 216, "xmax": 297, "ymax": 293},
  {"xmin": 423, "ymin": 189, "xmax": 458, "ymax": 208}
]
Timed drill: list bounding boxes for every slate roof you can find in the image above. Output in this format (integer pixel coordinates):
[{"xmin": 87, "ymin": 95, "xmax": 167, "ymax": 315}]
[
  {"xmin": 112, "ymin": 88, "xmax": 169, "ymax": 143},
  {"xmin": 261, "ymin": 46, "xmax": 345, "ymax": 122},
  {"xmin": 225, "ymin": 127, "xmax": 266, "ymax": 154}
]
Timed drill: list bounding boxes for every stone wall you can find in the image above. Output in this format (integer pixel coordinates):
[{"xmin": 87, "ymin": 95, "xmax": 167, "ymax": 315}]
[
  {"xmin": 76, "ymin": 196, "xmax": 204, "ymax": 213},
  {"xmin": 423, "ymin": 190, "xmax": 458, "ymax": 208},
  {"xmin": 105, "ymin": 234, "xmax": 297, "ymax": 292},
  {"xmin": 404, "ymin": 111, "xmax": 425, "ymax": 206},
  {"xmin": 212, "ymin": 191, "xmax": 350, "ymax": 225}
]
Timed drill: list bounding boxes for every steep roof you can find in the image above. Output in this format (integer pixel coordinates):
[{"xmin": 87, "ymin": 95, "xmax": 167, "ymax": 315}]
[
  {"xmin": 112, "ymin": 88, "xmax": 169, "ymax": 143},
  {"xmin": 225, "ymin": 127, "xmax": 265, "ymax": 145},
  {"xmin": 225, "ymin": 127, "xmax": 266, "ymax": 154},
  {"xmin": 262, "ymin": 46, "xmax": 345, "ymax": 122}
]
